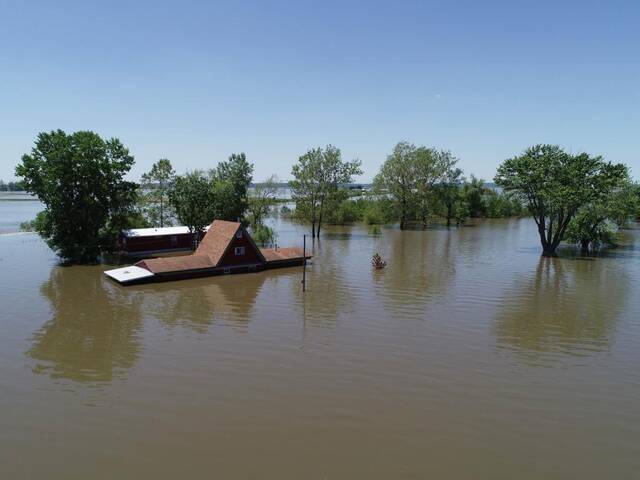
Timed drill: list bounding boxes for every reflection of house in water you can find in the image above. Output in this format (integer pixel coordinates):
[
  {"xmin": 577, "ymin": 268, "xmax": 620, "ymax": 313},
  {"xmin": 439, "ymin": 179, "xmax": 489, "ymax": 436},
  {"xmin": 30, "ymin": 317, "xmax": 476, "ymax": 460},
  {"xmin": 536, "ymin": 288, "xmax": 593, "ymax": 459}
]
[
  {"xmin": 494, "ymin": 257, "xmax": 628, "ymax": 361},
  {"xmin": 132, "ymin": 267, "xmax": 299, "ymax": 333},
  {"xmin": 28, "ymin": 266, "xmax": 144, "ymax": 383}
]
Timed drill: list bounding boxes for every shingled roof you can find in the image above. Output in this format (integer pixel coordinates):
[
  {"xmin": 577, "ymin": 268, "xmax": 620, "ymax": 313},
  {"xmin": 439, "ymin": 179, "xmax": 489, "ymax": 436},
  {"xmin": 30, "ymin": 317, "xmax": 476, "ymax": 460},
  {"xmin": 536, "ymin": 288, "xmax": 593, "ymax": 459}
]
[
  {"xmin": 136, "ymin": 220, "xmax": 258, "ymax": 274},
  {"xmin": 260, "ymin": 247, "xmax": 309, "ymax": 263},
  {"xmin": 195, "ymin": 220, "xmax": 243, "ymax": 265}
]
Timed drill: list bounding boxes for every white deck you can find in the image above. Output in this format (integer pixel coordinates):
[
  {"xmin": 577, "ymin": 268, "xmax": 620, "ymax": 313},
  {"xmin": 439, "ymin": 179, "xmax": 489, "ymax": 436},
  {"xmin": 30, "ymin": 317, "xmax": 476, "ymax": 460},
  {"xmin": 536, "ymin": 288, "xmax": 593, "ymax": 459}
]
[{"xmin": 104, "ymin": 265, "xmax": 155, "ymax": 284}]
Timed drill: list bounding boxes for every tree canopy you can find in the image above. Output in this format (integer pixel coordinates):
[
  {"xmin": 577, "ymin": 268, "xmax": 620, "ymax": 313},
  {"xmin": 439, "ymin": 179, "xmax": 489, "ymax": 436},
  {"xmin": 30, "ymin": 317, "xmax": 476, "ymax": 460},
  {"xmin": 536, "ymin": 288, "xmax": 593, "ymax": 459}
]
[
  {"xmin": 290, "ymin": 145, "xmax": 361, "ymax": 237},
  {"xmin": 495, "ymin": 144, "xmax": 627, "ymax": 256},
  {"xmin": 565, "ymin": 178, "xmax": 638, "ymax": 250},
  {"xmin": 140, "ymin": 158, "xmax": 176, "ymax": 227},
  {"xmin": 15, "ymin": 130, "xmax": 138, "ymax": 263},
  {"xmin": 374, "ymin": 142, "xmax": 460, "ymax": 228},
  {"xmin": 168, "ymin": 153, "xmax": 254, "ymax": 246}
]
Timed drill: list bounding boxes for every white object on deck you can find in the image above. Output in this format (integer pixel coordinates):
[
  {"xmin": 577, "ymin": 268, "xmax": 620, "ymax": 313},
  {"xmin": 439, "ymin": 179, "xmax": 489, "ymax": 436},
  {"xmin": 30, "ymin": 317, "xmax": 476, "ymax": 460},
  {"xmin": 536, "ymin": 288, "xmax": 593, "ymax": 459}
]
[{"xmin": 104, "ymin": 265, "xmax": 155, "ymax": 284}]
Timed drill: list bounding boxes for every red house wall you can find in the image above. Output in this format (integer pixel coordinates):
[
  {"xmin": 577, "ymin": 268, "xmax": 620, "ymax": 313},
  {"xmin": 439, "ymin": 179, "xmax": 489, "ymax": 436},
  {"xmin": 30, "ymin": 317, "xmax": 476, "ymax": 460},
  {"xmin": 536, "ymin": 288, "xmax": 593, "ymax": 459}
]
[
  {"xmin": 218, "ymin": 233, "xmax": 263, "ymax": 267},
  {"xmin": 120, "ymin": 232, "xmax": 202, "ymax": 253}
]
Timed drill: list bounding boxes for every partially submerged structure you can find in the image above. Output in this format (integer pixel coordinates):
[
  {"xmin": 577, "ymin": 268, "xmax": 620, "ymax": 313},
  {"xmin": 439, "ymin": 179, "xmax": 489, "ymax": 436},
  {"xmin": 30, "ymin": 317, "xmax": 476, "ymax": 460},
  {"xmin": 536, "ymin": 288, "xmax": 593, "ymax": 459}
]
[
  {"xmin": 118, "ymin": 225, "xmax": 208, "ymax": 257},
  {"xmin": 105, "ymin": 220, "xmax": 310, "ymax": 285}
]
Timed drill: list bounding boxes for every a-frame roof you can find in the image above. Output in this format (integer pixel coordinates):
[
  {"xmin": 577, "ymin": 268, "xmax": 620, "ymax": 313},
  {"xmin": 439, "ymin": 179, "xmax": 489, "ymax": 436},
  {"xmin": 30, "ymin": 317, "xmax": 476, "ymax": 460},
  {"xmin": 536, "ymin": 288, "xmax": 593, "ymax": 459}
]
[{"xmin": 135, "ymin": 220, "xmax": 266, "ymax": 274}]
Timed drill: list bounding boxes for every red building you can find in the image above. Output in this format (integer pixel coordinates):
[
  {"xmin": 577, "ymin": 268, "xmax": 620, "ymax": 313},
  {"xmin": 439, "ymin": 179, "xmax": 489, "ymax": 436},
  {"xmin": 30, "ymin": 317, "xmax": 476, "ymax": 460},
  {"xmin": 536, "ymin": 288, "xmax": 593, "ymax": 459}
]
[
  {"xmin": 105, "ymin": 220, "xmax": 311, "ymax": 285},
  {"xmin": 119, "ymin": 226, "xmax": 208, "ymax": 257}
]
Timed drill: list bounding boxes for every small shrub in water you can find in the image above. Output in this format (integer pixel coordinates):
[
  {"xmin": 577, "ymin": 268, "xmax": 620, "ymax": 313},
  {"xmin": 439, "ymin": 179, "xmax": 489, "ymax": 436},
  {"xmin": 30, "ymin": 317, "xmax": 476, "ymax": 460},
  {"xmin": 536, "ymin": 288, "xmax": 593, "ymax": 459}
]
[{"xmin": 372, "ymin": 252, "xmax": 387, "ymax": 269}]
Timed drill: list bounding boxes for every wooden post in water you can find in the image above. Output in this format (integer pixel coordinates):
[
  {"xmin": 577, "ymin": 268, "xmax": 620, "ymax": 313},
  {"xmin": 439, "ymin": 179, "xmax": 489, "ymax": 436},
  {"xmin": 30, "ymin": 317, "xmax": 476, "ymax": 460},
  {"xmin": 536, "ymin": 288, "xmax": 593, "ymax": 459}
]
[{"xmin": 302, "ymin": 234, "xmax": 306, "ymax": 292}]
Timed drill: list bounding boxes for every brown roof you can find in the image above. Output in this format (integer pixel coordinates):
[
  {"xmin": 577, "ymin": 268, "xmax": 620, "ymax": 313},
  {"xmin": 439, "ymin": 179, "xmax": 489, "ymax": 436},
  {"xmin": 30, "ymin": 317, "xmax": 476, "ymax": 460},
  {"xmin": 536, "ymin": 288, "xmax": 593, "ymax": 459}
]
[
  {"xmin": 136, "ymin": 255, "xmax": 215, "ymax": 274},
  {"xmin": 136, "ymin": 220, "xmax": 242, "ymax": 274},
  {"xmin": 260, "ymin": 247, "xmax": 311, "ymax": 262},
  {"xmin": 195, "ymin": 220, "xmax": 242, "ymax": 266}
]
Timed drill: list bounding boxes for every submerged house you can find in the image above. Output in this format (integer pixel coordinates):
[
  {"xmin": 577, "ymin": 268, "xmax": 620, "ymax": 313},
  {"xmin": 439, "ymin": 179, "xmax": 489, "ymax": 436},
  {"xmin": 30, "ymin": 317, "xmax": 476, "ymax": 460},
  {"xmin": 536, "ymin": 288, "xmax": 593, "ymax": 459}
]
[
  {"xmin": 118, "ymin": 225, "xmax": 209, "ymax": 257},
  {"xmin": 105, "ymin": 220, "xmax": 310, "ymax": 285}
]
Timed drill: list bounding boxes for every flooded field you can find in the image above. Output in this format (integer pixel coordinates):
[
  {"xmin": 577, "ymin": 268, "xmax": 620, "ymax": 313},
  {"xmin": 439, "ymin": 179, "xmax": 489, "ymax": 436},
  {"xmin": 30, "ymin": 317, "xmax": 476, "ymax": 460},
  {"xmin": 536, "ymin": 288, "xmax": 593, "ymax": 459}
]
[{"xmin": 1, "ymin": 212, "xmax": 639, "ymax": 478}]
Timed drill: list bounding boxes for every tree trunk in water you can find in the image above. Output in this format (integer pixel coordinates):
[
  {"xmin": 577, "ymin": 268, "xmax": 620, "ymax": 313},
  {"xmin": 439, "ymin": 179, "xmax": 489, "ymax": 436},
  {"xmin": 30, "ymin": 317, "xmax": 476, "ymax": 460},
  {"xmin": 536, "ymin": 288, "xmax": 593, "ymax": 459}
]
[
  {"xmin": 317, "ymin": 202, "xmax": 323, "ymax": 238},
  {"xmin": 580, "ymin": 239, "xmax": 590, "ymax": 252}
]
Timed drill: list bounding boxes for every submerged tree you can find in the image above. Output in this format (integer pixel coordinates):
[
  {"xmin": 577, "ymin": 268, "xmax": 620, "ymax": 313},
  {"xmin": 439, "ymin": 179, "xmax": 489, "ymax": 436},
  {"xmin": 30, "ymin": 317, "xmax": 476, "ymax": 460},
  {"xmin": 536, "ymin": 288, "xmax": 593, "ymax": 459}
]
[
  {"xmin": 374, "ymin": 142, "xmax": 461, "ymax": 228},
  {"xmin": 462, "ymin": 175, "xmax": 487, "ymax": 218},
  {"xmin": 373, "ymin": 142, "xmax": 420, "ymax": 229},
  {"xmin": 290, "ymin": 145, "xmax": 361, "ymax": 237},
  {"xmin": 414, "ymin": 147, "xmax": 453, "ymax": 226},
  {"xmin": 247, "ymin": 175, "xmax": 279, "ymax": 246},
  {"xmin": 565, "ymin": 177, "xmax": 638, "ymax": 251},
  {"xmin": 247, "ymin": 175, "xmax": 279, "ymax": 229},
  {"xmin": 15, "ymin": 130, "xmax": 138, "ymax": 263},
  {"xmin": 433, "ymin": 154, "xmax": 464, "ymax": 227},
  {"xmin": 140, "ymin": 158, "xmax": 176, "ymax": 227},
  {"xmin": 495, "ymin": 144, "xmax": 627, "ymax": 256}
]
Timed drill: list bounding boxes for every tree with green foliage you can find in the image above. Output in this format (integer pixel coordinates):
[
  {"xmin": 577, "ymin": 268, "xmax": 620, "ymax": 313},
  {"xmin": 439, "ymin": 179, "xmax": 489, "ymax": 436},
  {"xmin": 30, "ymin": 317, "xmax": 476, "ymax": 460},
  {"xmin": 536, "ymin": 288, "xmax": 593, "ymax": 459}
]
[
  {"xmin": 414, "ymin": 147, "xmax": 454, "ymax": 226},
  {"xmin": 482, "ymin": 190, "xmax": 525, "ymax": 218},
  {"xmin": 373, "ymin": 142, "xmax": 419, "ymax": 229},
  {"xmin": 247, "ymin": 175, "xmax": 279, "ymax": 229},
  {"xmin": 290, "ymin": 145, "xmax": 361, "ymax": 237},
  {"xmin": 211, "ymin": 152, "xmax": 253, "ymax": 222},
  {"xmin": 15, "ymin": 130, "xmax": 138, "ymax": 263},
  {"xmin": 565, "ymin": 177, "xmax": 638, "ymax": 251},
  {"xmin": 247, "ymin": 175, "xmax": 278, "ymax": 246},
  {"xmin": 169, "ymin": 153, "xmax": 254, "ymax": 247},
  {"xmin": 433, "ymin": 156, "xmax": 464, "ymax": 227},
  {"xmin": 140, "ymin": 158, "xmax": 176, "ymax": 227},
  {"xmin": 169, "ymin": 170, "xmax": 213, "ymax": 246},
  {"xmin": 495, "ymin": 144, "xmax": 627, "ymax": 256},
  {"xmin": 375, "ymin": 142, "xmax": 458, "ymax": 228},
  {"xmin": 462, "ymin": 175, "xmax": 487, "ymax": 218},
  {"xmin": 290, "ymin": 148, "xmax": 322, "ymax": 236}
]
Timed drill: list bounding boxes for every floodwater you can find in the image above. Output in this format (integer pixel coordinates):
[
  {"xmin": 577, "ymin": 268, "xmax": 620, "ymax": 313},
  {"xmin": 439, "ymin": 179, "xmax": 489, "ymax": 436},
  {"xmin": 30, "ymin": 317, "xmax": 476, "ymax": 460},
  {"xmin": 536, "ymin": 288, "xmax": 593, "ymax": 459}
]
[
  {"xmin": 0, "ymin": 192, "xmax": 40, "ymax": 233},
  {"xmin": 1, "ymin": 211, "xmax": 639, "ymax": 478}
]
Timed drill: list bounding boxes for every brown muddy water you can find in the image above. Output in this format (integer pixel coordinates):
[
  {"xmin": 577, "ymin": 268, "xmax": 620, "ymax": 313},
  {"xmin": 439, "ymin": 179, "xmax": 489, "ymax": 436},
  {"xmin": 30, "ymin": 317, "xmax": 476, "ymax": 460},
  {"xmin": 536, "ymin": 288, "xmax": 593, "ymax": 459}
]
[{"xmin": 1, "ymin": 217, "xmax": 639, "ymax": 479}]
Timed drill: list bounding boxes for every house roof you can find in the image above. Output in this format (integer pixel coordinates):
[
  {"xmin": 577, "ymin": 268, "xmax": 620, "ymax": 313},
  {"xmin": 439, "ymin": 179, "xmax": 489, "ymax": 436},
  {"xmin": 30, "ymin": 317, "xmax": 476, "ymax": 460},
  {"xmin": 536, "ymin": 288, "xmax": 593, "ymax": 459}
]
[
  {"xmin": 260, "ymin": 247, "xmax": 310, "ymax": 262},
  {"xmin": 195, "ymin": 220, "xmax": 243, "ymax": 266},
  {"xmin": 135, "ymin": 220, "xmax": 263, "ymax": 274},
  {"xmin": 136, "ymin": 255, "xmax": 215, "ymax": 274}
]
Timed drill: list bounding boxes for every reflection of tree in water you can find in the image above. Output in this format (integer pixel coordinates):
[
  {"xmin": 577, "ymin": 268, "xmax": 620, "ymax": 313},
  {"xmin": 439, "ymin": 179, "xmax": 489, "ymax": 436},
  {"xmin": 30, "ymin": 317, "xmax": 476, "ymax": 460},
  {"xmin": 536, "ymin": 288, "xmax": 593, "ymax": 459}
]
[
  {"xmin": 494, "ymin": 256, "xmax": 628, "ymax": 360},
  {"xmin": 375, "ymin": 229, "xmax": 457, "ymax": 315},
  {"xmin": 294, "ymin": 234, "xmax": 357, "ymax": 326},
  {"xmin": 28, "ymin": 266, "xmax": 144, "ymax": 383},
  {"xmin": 138, "ymin": 269, "xmax": 293, "ymax": 333}
]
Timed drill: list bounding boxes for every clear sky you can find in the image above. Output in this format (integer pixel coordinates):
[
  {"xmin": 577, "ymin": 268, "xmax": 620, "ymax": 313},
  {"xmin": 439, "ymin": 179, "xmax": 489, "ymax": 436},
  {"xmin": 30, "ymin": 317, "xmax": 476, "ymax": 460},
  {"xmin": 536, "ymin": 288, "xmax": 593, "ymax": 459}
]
[{"xmin": 0, "ymin": 0, "xmax": 638, "ymax": 182}]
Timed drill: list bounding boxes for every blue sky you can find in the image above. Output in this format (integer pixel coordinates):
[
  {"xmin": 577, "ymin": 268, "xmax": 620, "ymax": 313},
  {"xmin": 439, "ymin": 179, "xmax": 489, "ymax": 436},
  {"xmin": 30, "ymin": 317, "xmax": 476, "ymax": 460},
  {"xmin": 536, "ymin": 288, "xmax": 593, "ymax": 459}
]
[{"xmin": 1, "ymin": 0, "xmax": 638, "ymax": 182}]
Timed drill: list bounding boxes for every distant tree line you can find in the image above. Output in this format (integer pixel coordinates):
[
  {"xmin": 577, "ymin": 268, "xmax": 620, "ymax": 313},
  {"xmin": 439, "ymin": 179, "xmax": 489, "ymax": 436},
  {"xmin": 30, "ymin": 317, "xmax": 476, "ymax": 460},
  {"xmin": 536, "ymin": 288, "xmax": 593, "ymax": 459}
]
[
  {"xmin": 287, "ymin": 142, "xmax": 526, "ymax": 230},
  {"xmin": 14, "ymin": 130, "xmax": 640, "ymax": 263},
  {"xmin": 0, "ymin": 179, "xmax": 24, "ymax": 191}
]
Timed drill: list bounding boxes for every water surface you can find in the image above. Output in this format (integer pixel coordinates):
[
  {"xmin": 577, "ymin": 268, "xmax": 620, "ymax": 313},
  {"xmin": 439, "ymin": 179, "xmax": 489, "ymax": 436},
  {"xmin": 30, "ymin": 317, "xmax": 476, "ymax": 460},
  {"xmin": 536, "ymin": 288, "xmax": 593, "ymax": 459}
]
[{"xmin": 1, "ymin": 218, "xmax": 639, "ymax": 479}]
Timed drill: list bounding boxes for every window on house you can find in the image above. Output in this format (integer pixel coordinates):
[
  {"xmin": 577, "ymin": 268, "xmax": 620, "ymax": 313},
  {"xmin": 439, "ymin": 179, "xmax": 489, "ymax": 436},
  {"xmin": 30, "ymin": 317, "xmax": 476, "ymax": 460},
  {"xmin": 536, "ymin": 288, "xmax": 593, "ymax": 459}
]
[
  {"xmin": 170, "ymin": 235, "xmax": 178, "ymax": 247},
  {"xmin": 236, "ymin": 230, "xmax": 243, "ymax": 239},
  {"xmin": 235, "ymin": 246, "xmax": 245, "ymax": 256}
]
